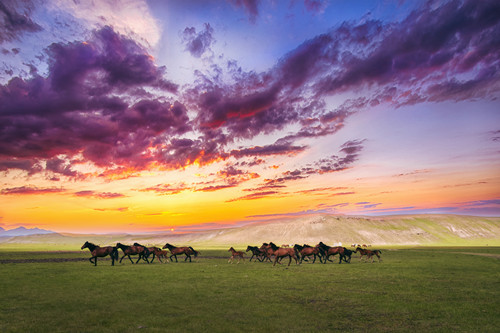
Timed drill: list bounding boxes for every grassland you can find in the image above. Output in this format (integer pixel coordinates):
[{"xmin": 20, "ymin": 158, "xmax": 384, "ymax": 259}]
[{"xmin": 1, "ymin": 247, "xmax": 499, "ymax": 332}]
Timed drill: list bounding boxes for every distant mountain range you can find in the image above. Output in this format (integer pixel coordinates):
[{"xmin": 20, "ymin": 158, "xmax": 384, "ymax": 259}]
[
  {"xmin": 0, "ymin": 226, "xmax": 56, "ymax": 237},
  {"xmin": 0, "ymin": 215, "xmax": 499, "ymax": 247}
]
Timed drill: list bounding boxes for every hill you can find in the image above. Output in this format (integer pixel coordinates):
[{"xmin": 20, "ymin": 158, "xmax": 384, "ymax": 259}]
[
  {"xmin": 0, "ymin": 214, "xmax": 498, "ymax": 249},
  {"xmin": 0, "ymin": 226, "xmax": 55, "ymax": 237}
]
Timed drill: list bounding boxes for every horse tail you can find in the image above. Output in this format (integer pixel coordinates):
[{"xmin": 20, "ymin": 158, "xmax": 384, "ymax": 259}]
[{"xmin": 189, "ymin": 246, "xmax": 199, "ymax": 257}]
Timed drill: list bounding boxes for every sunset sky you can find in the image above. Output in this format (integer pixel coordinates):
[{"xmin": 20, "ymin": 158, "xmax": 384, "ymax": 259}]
[{"xmin": 1, "ymin": 0, "xmax": 499, "ymax": 233}]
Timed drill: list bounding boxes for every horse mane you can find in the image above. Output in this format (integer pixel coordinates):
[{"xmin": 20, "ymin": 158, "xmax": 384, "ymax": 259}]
[{"xmin": 83, "ymin": 241, "xmax": 97, "ymax": 251}]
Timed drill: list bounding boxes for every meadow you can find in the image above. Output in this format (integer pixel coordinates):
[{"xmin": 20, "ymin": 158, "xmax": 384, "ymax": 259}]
[{"xmin": 0, "ymin": 247, "xmax": 499, "ymax": 332}]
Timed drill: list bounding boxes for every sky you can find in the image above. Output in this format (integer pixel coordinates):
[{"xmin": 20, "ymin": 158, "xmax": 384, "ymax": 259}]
[{"xmin": 0, "ymin": 0, "xmax": 499, "ymax": 234}]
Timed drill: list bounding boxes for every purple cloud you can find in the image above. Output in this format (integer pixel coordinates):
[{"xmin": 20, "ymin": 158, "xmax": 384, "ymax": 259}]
[
  {"xmin": 229, "ymin": 0, "xmax": 260, "ymax": 23},
  {"xmin": 0, "ymin": 185, "xmax": 65, "ymax": 195},
  {"xmin": 73, "ymin": 191, "xmax": 125, "ymax": 199},
  {"xmin": 0, "ymin": 26, "xmax": 188, "ymax": 178},
  {"xmin": 226, "ymin": 190, "xmax": 280, "ymax": 202},
  {"xmin": 181, "ymin": 23, "xmax": 215, "ymax": 58},
  {"xmin": 2, "ymin": 0, "xmax": 499, "ymax": 181},
  {"xmin": 0, "ymin": 0, "xmax": 42, "ymax": 43}
]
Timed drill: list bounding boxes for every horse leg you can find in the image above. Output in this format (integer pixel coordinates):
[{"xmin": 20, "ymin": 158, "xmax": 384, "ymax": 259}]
[
  {"xmin": 127, "ymin": 255, "xmax": 135, "ymax": 264},
  {"xmin": 228, "ymin": 256, "xmax": 232, "ymax": 264},
  {"xmin": 88, "ymin": 257, "xmax": 94, "ymax": 265},
  {"xmin": 273, "ymin": 256, "xmax": 281, "ymax": 266}
]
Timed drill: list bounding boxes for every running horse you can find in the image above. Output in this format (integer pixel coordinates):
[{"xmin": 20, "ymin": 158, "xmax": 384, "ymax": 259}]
[
  {"xmin": 162, "ymin": 243, "xmax": 199, "ymax": 262},
  {"xmin": 316, "ymin": 241, "xmax": 345, "ymax": 264},
  {"xmin": 356, "ymin": 247, "xmax": 382, "ymax": 263},
  {"xmin": 293, "ymin": 244, "xmax": 323, "ymax": 264},
  {"xmin": 81, "ymin": 241, "xmax": 118, "ymax": 266},
  {"xmin": 342, "ymin": 247, "xmax": 356, "ymax": 263},
  {"xmin": 228, "ymin": 247, "xmax": 245, "ymax": 264},
  {"xmin": 259, "ymin": 242, "xmax": 276, "ymax": 262},
  {"xmin": 149, "ymin": 247, "xmax": 170, "ymax": 263},
  {"xmin": 269, "ymin": 242, "xmax": 299, "ymax": 266},
  {"xmin": 133, "ymin": 243, "xmax": 167, "ymax": 263},
  {"xmin": 116, "ymin": 242, "xmax": 150, "ymax": 264},
  {"xmin": 246, "ymin": 245, "xmax": 265, "ymax": 262}
]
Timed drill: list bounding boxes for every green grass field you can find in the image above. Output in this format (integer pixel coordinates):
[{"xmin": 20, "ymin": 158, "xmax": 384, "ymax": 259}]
[{"xmin": 1, "ymin": 247, "xmax": 499, "ymax": 332}]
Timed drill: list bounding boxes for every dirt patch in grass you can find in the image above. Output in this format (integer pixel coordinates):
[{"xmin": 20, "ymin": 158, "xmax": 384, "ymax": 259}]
[{"xmin": 453, "ymin": 252, "xmax": 500, "ymax": 259}]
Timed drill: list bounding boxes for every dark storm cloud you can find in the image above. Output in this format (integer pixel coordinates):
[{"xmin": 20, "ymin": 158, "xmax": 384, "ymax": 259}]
[{"xmin": 181, "ymin": 23, "xmax": 215, "ymax": 58}]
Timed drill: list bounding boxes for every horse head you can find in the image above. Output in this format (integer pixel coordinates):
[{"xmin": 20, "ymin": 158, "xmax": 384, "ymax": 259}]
[
  {"xmin": 163, "ymin": 243, "xmax": 173, "ymax": 250},
  {"xmin": 81, "ymin": 241, "xmax": 90, "ymax": 250},
  {"xmin": 229, "ymin": 247, "xmax": 235, "ymax": 252}
]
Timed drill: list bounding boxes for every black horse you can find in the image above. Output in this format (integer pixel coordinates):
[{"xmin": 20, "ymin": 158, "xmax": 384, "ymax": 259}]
[
  {"xmin": 246, "ymin": 245, "xmax": 265, "ymax": 262},
  {"xmin": 342, "ymin": 247, "xmax": 356, "ymax": 263}
]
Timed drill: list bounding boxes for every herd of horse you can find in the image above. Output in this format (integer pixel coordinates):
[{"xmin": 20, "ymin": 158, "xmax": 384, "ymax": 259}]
[
  {"xmin": 82, "ymin": 240, "xmax": 381, "ymax": 266},
  {"xmin": 243, "ymin": 242, "xmax": 382, "ymax": 266},
  {"xmin": 81, "ymin": 241, "xmax": 199, "ymax": 266}
]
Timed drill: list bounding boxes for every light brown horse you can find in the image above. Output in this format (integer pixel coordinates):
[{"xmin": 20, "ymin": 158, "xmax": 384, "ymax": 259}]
[
  {"xmin": 142, "ymin": 245, "xmax": 169, "ymax": 263},
  {"xmin": 356, "ymin": 247, "xmax": 382, "ymax": 262},
  {"xmin": 162, "ymin": 243, "xmax": 199, "ymax": 262},
  {"xmin": 228, "ymin": 247, "xmax": 245, "ymax": 263},
  {"xmin": 269, "ymin": 242, "xmax": 299, "ymax": 266},
  {"xmin": 81, "ymin": 241, "xmax": 118, "ymax": 266}
]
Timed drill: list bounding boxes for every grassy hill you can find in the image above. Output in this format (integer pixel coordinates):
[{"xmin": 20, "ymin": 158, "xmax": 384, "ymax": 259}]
[{"xmin": 1, "ymin": 214, "xmax": 499, "ymax": 250}]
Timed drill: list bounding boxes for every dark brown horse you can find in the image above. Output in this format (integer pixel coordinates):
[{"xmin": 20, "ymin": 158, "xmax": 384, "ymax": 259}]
[
  {"xmin": 259, "ymin": 242, "xmax": 276, "ymax": 262},
  {"xmin": 246, "ymin": 245, "xmax": 265, "ymax": 262},
  {"xmin": 116, "ymin": 242, "xmax": 150, "ymax": 264},
  {"xmin": 342, "ymin": 247, "xmax": 356, "ymax": 263},
  {"xmin": 133, "ymin": 243, "xmax": 167, "ymax": 263},
  {"xmin": 81, "ymin": 241, "xmax": 118, "ymax": 266},
  {"xmin": 356, "ymin": 247, "xmax": 382, "ymax": 262},
  {"xmin": 316, "ymin": 242, "xmax": 345, "ymax": 264},
  {"xmin": 162, "ymin": 243, "xmax": 199, "ymax": 262},
  {"xmin": 228, "ymin": 247, "xmax": 245, "ymax": 263},
  {"xmin": 269, "ymin": 242, "xmax": 299, "ymax": 266},
  {"xmin": 294, "ymin": 244, "xmax": 323, "ymax": 264}
]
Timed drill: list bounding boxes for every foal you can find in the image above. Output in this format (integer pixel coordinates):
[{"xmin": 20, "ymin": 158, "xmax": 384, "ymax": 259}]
[{"xmin": 228, "ymin": 247, "xmax": 245, "ymax": 264}]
